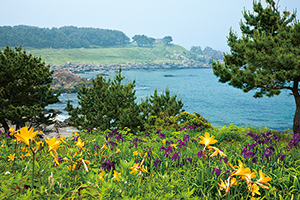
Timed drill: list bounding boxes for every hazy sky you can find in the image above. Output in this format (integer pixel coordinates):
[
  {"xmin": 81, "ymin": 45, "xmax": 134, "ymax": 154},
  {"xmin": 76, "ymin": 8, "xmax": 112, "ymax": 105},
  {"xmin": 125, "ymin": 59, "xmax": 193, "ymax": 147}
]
[{"xmin": 1, "ymin": 0, "xmax": 299, "ymax": 52}]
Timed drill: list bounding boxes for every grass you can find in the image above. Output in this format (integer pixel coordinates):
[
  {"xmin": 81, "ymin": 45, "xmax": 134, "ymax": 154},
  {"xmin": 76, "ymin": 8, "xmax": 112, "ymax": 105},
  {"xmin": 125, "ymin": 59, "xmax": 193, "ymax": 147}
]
[
  {"xmin": 27, "ymin": 43, "xmax": 192, "ymax": 65},
  {"xmin": 0, "ymin": 124, "xmax": 299, "ymax": 199}
]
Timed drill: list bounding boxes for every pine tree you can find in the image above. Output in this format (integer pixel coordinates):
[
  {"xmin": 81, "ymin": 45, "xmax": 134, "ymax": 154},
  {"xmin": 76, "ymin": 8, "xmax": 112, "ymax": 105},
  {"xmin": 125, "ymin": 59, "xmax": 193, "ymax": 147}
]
[
  {"xmin": 139, "ymin": 88, "xmax": 184, "ymax": 126},
  {"xmin": 212, "ymin": 0, "xmax": 300, "ymax": 132},
  {"xmin": 0, "ymin": 45, "xmax": 61, "ymax": 132},
  {"xmin": 66, "ymin": 67, "xmax": 142, "ymax": 131}
]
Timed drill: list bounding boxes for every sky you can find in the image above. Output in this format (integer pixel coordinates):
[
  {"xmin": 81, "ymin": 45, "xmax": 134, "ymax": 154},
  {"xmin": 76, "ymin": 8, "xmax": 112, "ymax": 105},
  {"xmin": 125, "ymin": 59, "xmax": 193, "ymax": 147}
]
[{"xmin": 1, "ymin": 0, "xmax": 299, "ymax": 52}]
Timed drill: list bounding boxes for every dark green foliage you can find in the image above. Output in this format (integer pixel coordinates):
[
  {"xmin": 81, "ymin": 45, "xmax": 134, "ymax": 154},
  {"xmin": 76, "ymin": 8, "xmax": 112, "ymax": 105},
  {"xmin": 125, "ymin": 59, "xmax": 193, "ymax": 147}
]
[
  {"xmin": 162, "ymin": 36, "xmax": 173, "ymax": 44},
  {"xmin": 66, "ymin": 67, "xmax": 141, "ymax": 131},
  {"xmin": 0, "ymin": 25, "xmax": 130, "ymax": 49},
  {"xmin": 132, "ymin": 35, "xmax": 155, "ymax": 47},
  {"xmin": 212, "ymin": 0, "xmax": 300, "ymax": 133},
  {"xmin": 144, "ymin": 111, "xmax": 211, "ymax": 131},
  {"xmin": 0, "ymin": 45, "xmax": 60, "ymax": 131},
  {"xmin": 139, "ymin": 88, "xmax": 184, "ymax": 124}
]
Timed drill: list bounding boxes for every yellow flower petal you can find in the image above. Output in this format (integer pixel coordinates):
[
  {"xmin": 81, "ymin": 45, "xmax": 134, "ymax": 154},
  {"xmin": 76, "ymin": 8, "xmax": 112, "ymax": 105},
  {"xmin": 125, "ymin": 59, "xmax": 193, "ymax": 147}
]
[
  {"xmin": 8, "ymin": 153, "xmax": 16, "ymax": 161},
  {"xmin": 46, "ymin": 137, "xmax": 61, "ymax": 152},
  {"xmin": 250, "ymin": 184, "xmax": 261, "ymax": 196},
  {"xmin": 256, "ymin": 170, "xmax": 272, "ymax": 188},
  {"xmin": 199, "ymin": 132, "xmax": 218, "ymax": 147},
  {"xmin": 14, "ymin": 126, "xmax": 38, "ymax": 146}
]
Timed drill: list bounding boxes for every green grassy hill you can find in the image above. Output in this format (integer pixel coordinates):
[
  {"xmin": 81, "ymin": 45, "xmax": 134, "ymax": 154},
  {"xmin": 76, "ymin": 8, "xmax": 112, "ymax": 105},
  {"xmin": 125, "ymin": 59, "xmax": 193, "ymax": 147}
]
[{"xmin": 29, "ymin": 43, "xmax": 205, "ymax": 65}]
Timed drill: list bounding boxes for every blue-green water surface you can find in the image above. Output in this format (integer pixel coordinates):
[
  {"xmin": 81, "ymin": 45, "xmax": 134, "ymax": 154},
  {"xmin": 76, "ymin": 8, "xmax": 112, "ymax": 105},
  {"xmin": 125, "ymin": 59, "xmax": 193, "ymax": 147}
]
[{"xmin": 47, "ymin": 68, "xmax": 295, "ymax": 131}]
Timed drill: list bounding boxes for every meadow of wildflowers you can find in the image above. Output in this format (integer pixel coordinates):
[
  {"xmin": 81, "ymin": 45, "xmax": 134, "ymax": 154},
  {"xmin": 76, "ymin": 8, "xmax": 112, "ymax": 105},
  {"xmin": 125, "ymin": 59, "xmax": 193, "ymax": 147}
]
[{"xmin": 0, "ymin": 124, "xmax": 299, "ymax": 199}]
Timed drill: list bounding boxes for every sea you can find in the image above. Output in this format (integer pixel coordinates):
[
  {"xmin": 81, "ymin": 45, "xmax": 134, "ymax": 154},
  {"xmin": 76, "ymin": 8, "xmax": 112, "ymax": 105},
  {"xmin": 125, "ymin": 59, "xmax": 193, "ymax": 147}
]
[{"xmin": 46, "ymin": 68, "xmax": 295, "ymax": 131}]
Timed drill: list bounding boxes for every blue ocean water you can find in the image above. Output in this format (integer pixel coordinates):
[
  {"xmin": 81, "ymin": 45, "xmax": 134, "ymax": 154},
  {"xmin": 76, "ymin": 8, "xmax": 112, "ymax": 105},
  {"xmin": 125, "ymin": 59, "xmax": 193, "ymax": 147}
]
[{"xmin": 46, "ymin": 68, "xmax": 295, "ymax": 131}]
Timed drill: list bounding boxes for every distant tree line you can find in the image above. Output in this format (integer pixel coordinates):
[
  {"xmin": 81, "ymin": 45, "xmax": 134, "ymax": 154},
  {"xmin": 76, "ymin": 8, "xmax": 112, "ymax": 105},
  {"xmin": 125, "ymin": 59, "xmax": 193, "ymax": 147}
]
[
  {"xmin": 132, "ymin": 35, "xmax": 173, "ymax": 47},
  {"xmin": 0, "ymin": 25, "xmax": 130, "ymax": 48},
  {"xmin": 190, "ymin": 46, "xmax": 223, "ymax": 62}
]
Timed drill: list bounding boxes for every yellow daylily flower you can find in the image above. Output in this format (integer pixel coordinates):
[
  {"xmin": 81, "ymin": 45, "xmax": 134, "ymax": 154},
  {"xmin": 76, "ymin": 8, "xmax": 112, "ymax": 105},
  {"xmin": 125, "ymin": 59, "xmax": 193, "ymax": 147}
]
[
  {"xmin": 133, "ymin": 151, "xmax": 139, "ymax": 156},
  {"xmin": 68, "ymin": 164, "xmax": 76, "ymax": 171},
  {"xmin": 101, "ymin": 144, "xmax": 108, "ymax": 150},
  {"xmin": 59, "ymin": 137, "xmax": 67, "ymax": 144},
  {"xmin": 217, "ymin": 178, "xmax": 227, "ymax": 191},
  {"xmin": 116, "ymin": 148, "xmax": 121, "ymax": 153},
  {"xmin": 255, "ymin": 170, "xmax": 272, "ymax": 189},
  {"xmin": 218, "ymin": 177, "xmax": 237, "ymax": 194},
  {"xmin": 162, "ymin": 139, "xmax": 166, "ymax": 145},
  {"xmin": 9, "ymin": 127, "xmax": 16, "ymax": 135},
  {"xmin": 25, "ymin": 152, "xmax": 31, "ymax": 157},
  {"xmin": 14, "ymin": 126, "xmax": 39, "ymax": 146},
  {"xmin": 229, "ymin": 160, "xmax": 256, "ymax": 186},
  {"xmin": 19, "ymin": 154, "xmax": 26, "ymax": 160},
  {"xmin": 199, "ymin": 132, "xmax": 218, "ymax": 148},
  {"xmin": 130, "ymin": 163, "xmax": 140, "ymax": 174},
  {"xmin": 170, "ymin": 144, "xmax": 177, "ymax": 149},
  {"xmin": 76, "ymin": 137, "xmax": 85, "ymax": 150},
  {"xmin": 250, "ymin": 183, "xmax": 261, "ymax": 196},
  {"xmin": 8, "ymin": 153, "xmax": 16, "ymax": 161},
  {"xmin": 251, "ymin": 197, "xmax": 261, "ymax": 200},
  {"xmin": 50, "ymin": 150, "xmax": 60, "ymax": 165},
  {"xmin": 99, "ymin": 171, "xmax": 105, "ymax": 182},
  {"xmin": 112, "ymin": 170, "xmax": 121, "ymax": 182},
  {"xmin": 73, "ymin": 132, "xmax": 79, "ymax": 136},
  {"xmin": 208, "ymin": 146, "xmax": 227, "ymax": 157},
  {"xmin": 45, "ymin": 137, "xmax": 61, "ymax": 152},
  {"xmin": 20, "ymin": 146, "xmax": 27, "ymax": 152}
]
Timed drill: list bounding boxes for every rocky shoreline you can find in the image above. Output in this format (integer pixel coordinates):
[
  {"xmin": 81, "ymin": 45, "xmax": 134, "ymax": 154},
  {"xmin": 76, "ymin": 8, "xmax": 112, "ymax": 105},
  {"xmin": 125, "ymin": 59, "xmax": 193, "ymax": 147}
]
[{"xmin": 50, "ymin": 60, "xmax": 211, "ymax": 74}]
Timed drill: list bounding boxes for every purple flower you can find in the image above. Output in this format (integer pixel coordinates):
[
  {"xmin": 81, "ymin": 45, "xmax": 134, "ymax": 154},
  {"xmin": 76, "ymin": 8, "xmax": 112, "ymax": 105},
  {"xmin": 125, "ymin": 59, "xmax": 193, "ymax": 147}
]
[
  {"xmin": 171, "ymin": 151, "xmax": 181, "ymax": 162},
  {"xmin": 101, "ymin": 159, "xmax": 116, "ymax": 172},
  {"xmin": 107, "ymin": 140, "xmax": 118, "ymax": 148},
  {"xmin": 248, "ymin": 143, "xmax": 256, "ymax": 150},
  {"xmin": 154, "ymin": 130, "xmax": 160, "ymax": 135},
  {"xmin": 277, "ymin": 153, "xmax": 286, "ymax": 161},
  {"xmin": 186, "ymin": 157, "xmax": 192, "ymax": 164},
  {"xmin": 244, "ymin": 150, "xmax": 254, "ymax": 158},
  {"xmin": 154, "ymin": 158, "xmax": 162, "ymax": 168},
  {"xmin": 144, "ymin": 133, "xmax": 152, "ymax": 138},
  {"xmin": 191, "ymin": 139, "xmax": 197, "ymax": 145},
  {"xmin": 106, "ymin": 130, "xmax": 115, "ymax": 140},
  {"xmin": 159, "ymin": 145, "xmax": 166, "ymax": 151},
  {"xmin": 241, "ymin": 147, "xmax": 248, "ymax": 156},
  {"xmin": 73, "ymin": 135, "xmax": 79, "ymax": 142},
  {"xmin": 179, "ymin": 127, "xmax": 186, "ymax": 131},
  {"xmin": 212, "ymin": 167, "xmax": 221, "ymax": 177},
  {"xmin": 177, "ymin": 139, "xmax": 186, "ymax": 148},
  {"xmin": 273, "ymin": 135, "xmax": 279, "ymax": 141},
  {"xmin": 4, "ymin": 132, "xmax": 10, "ymax": 139},
  {"xmin": 197, "ymin": 151, "xmax": 203, "ymax": 158},
  {"xmin": 252, "ymin": 156, "xmax": 258, "ymax": 163},
  {"xmin": 219, "ymin": 157, "xmax": 228, "ymax": 164},
  {"xmin": 224, "ymin": 169, "xmax": 231, "ymax": 176},
  {"xmin": 87, "ymin": 128, "xmax": 93, "ymax": 134},
  {"xmin": 164, "ymin": 146, "xmax": 173, "ymax": 157},
  {"xmin": 146, "ymin": 146, "xmax": 152, "ymax": 157},
  {"xmin": 183, "ymin": 134, "xmax": 190, "ymax": 142},
  {"xmin": 114, "ymin": 132, "xmax": 124, "ymax": 142},
  {"xmin": 159, "ymin": 132, "xmax": 166, "ymax": 138},
  {"xmin": 93, "ymin": 145, "xmax": 100, "ymax": 151},
  {"xmin": 130, "ymin": 137, "xmax": 146, "ymax": 148}
]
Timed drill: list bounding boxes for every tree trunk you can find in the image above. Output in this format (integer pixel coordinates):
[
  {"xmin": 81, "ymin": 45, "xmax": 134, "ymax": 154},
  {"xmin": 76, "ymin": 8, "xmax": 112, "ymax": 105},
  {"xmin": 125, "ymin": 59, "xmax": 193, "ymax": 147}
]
[{"xmin": 292, "ymin": 79, "xmax": 300, "ymax": 133}]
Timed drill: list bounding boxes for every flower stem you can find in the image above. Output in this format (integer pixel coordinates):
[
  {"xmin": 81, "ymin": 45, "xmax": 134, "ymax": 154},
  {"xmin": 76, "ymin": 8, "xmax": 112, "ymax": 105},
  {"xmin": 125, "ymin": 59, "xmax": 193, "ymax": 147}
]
[{"xmin": 32, "ymin": 152, "xmax": 35, "ymax": 189}]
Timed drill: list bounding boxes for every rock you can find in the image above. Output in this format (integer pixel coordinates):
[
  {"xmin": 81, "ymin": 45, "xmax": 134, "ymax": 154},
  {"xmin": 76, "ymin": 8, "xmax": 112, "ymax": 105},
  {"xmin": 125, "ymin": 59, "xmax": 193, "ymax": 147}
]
[{"xmin": 164, "ymin": 75, "xmax": 175, "ymax": 77}]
